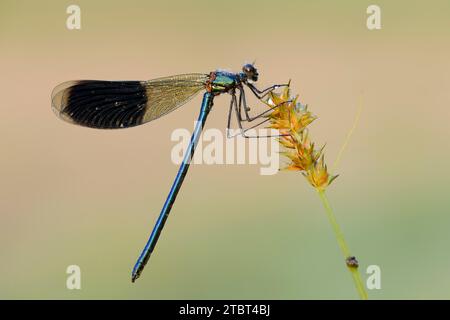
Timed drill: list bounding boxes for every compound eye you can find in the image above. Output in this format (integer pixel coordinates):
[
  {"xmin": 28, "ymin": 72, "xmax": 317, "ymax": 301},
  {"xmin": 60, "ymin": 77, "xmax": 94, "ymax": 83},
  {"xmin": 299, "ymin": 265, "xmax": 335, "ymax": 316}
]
[{"xmin": 243, "ymin": 64, "xmax": 253, "ymax": 73}]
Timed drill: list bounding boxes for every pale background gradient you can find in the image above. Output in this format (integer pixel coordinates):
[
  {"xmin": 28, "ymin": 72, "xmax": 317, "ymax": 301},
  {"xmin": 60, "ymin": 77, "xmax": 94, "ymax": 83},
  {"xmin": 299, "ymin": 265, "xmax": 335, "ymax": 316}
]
[{"xmin": 1, "ymin": 0, "xmax": 450, "ymax": 299}]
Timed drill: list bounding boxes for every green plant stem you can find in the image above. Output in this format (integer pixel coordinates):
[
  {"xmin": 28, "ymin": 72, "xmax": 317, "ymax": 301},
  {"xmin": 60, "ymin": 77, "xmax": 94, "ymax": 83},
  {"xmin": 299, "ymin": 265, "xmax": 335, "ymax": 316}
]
[{"xmin": 316, "ymin": 188, "xmax": 368, "ymax": 300}]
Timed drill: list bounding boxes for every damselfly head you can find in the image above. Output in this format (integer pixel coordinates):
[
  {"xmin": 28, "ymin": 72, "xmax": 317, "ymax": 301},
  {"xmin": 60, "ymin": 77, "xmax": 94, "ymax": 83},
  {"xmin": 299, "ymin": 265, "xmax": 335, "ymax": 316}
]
[{"xmin": 242, "ymin": 63, "xmax": 259, "ymax": 82}]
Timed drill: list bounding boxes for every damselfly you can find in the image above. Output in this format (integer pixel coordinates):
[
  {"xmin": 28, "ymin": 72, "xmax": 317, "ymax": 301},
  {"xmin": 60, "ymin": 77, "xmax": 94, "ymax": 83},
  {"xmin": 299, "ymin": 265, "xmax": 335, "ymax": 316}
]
[{"xmin": 51, "ymin": 64, "xmax": 288, "ymax": 282}]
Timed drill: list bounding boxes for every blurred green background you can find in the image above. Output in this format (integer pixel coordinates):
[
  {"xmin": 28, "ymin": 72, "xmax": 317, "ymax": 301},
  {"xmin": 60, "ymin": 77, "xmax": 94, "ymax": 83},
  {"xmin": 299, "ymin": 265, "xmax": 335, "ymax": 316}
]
[{"xmin": 1, "ymin": 0, "xmax": 449, "ymax": 299}]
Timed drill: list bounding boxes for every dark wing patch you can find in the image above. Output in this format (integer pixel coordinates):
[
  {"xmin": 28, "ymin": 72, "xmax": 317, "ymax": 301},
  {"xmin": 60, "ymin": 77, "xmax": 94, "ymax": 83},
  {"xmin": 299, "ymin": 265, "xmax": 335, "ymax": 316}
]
[
  {"xmin": 51, "ymin": 74, "xmax": 208, "ymax": 129},
  {"xmin": 51, "ymin": 80, "xmax": 148, "ymax": 129}
]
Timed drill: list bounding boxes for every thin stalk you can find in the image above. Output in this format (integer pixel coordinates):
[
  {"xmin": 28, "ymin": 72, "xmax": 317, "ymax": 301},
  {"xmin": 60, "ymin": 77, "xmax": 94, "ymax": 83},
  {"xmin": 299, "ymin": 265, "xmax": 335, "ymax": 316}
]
[
  {"xmin": 316, "ymin": 189, "xmax": 368, "ymax": 300},
  {"xmin": 331, "ymin": 93, "xmax": 363, "ymax": 173}
]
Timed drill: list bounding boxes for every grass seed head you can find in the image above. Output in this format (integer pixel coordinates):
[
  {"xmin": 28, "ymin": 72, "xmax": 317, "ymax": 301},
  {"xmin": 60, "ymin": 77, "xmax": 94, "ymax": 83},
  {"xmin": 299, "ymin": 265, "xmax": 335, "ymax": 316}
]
[{"xmin": 266, "ymin": 83, "xmax": 338, "ymax": 189}]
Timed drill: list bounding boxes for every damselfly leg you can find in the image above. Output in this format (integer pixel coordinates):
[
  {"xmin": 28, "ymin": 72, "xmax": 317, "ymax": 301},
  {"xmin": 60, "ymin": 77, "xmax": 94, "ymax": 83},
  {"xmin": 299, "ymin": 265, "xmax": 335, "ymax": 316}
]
[
  {"xmin": 227, "ymin": 90, "xmax": 292, "ymax": 139},
  {"xmin": 227, "ymin": 86, "xmax": 293, "ymax": 138},
  {"xmin": 246, "ymin": 82, "xmax": 289, "ymax": 100},
  {"xmin": 242, "ymin": 83, "xmax": 290, "ymax": 122}
]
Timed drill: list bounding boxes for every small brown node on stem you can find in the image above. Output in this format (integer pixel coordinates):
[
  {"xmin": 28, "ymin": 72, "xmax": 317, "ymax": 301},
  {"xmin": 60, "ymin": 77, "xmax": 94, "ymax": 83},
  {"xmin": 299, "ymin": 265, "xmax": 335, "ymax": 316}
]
[{"xmin": 346, "ymin": 256, "xmax": 359, "ymax": 268}]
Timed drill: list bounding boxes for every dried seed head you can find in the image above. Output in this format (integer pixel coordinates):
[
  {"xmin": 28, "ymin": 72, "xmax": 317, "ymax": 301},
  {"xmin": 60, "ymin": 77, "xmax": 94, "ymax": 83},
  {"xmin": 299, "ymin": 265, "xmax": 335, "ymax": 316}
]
[
  {"xmin": 266, "ymin": 82, "xmax": 338, "ymax": 190},
  {"xmin": 304, "ymin": 155, "xmax": 339, "ymax": 190}
]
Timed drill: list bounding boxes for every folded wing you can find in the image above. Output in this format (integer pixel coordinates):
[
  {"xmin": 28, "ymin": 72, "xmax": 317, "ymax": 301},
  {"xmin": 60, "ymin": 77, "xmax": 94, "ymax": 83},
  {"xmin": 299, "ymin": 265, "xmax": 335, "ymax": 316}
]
[{"xmin": 51, "ymin": 74, "xmax": 208, "ymax": 129}]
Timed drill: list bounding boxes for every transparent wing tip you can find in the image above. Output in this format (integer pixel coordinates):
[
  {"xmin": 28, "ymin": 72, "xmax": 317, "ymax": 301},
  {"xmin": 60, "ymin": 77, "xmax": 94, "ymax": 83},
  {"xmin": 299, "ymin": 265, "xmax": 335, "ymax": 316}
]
[{"xmin": 51, "ymin": 81, "xmax": 80, "ymax": 124}]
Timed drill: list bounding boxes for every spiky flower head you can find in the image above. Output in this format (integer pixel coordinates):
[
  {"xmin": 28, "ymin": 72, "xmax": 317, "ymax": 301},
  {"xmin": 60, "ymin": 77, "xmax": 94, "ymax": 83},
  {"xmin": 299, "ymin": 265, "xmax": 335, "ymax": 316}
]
[{"xmin": 266, "ymin": 83, "xmax": 338, "ymax": 189}]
